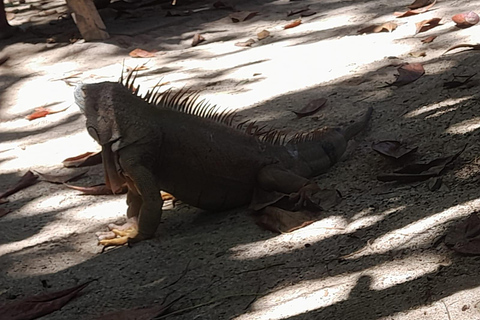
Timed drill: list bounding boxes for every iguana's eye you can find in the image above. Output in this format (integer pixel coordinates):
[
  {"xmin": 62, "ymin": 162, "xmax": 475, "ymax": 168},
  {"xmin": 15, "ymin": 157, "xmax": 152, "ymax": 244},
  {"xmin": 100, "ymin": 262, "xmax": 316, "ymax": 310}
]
[{"xmin": 87, "ymin": 126, "xmax": 100, "ymax": 141}]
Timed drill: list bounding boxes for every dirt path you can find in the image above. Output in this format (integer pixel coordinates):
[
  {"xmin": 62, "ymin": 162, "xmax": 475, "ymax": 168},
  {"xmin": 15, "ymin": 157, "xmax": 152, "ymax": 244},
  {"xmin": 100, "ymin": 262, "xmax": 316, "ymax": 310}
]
[{"xmin": 2, "ymin": 0, "xmax": 480, "ymax": 319}]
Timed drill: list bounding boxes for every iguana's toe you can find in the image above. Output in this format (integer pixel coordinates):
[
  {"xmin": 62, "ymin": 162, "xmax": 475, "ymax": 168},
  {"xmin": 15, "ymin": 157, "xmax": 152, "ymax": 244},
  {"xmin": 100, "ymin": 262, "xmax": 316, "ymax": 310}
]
[{"xmin": 97, "ymin": 218, "xmax": 139, "ymax": 246}]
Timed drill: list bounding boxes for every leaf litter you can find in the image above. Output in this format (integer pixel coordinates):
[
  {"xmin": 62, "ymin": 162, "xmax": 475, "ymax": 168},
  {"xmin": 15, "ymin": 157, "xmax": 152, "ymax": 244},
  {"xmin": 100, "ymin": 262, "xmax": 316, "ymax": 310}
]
[
  {"xmin": 293, "ymin": 98, "xmax": 327, "ymax": 118},
  {"xmin": 62, "ymin": 151, "xmax": 102, "ymax": 168},
  {"xmin": 0, "ymin": 171, "xmax": 38, "ymax": 201},
  {"xmin": 394, "ymin": 0, "xmax": 436, "ymax": 18},
  {"xmin": 385, "ymin": 63, "xmax": 425, "ymax": 87},
  {"xmin": 415, "ymin": 17, "xmax": 441, "ymax": 34},
  {"xmin": 372, "ymin": 141, "xmax": 418, "ymax": 160},
  {"xmin": 357, "ymin": 22, "xmax": 397, "ymax": 34},
  {"xmin": 35, "ymin": 169, "xmax": 88, "ymax": 184}
]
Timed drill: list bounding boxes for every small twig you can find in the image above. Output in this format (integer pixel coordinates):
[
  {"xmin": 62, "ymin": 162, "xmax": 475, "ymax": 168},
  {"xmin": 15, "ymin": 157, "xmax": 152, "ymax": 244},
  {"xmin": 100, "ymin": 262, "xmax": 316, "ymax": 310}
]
[
  {"xmin": 160, "ymin": 260, "xmax": 191, "ymax": 290},
  {"xmin": 442, "ymin": 300, "xmax": 452, "ymax": 320},
  {"xmin": 156, "ymin": 292, "xmax": 265, "ymax": 319}
]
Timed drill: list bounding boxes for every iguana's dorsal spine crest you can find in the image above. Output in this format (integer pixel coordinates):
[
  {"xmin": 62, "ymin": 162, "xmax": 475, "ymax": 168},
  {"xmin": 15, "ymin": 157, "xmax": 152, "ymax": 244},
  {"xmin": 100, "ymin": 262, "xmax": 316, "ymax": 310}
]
[{"xmin": 119, "ymin": 69, "xmax": 372, "ymax": 146}]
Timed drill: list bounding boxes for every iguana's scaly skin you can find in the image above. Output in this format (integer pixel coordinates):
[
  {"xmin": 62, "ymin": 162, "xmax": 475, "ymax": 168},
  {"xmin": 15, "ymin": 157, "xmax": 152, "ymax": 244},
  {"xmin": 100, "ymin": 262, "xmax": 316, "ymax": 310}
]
[{"xmin": 75, "ymin": 75, "xmax": 372, "ymax": 245}]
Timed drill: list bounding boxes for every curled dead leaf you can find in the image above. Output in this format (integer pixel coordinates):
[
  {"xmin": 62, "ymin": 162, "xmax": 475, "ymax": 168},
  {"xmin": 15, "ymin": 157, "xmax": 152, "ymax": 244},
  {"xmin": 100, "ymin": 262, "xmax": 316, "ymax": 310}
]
[
  {"xmin": 377, "ymin": 145, "xmax": 465, "ymax": 182},
  {"xmin": 409, "ymin": 51, "xmax": 426, "ymax": 57},
  {"xmin": 129, "ymin": 48, "xmax": 156, "ymax": 58},
  {"xmin": 284, "ymin": 19, "xmax": 302, "ymax": 29},
  {"xmin": 287, "ymin": 6, "xmax": 309, "ymax": 17},
  {"xmin": 358, "ymin": 22, "xmax": 397, "ymax": 34},
  {"xmin": 443, "ymin": 43, "xmax": 480, "ymax": 55},
  {"xmin": 35, "ymin": 169, "xmax": 88, "ymax": 184},
  {"xmin": 421, "ymin": 35, "xmax": 437, "ymax": 43},
  {"xmin": 25, "ymin": 106, "xmax": 69, "ymax": 120},
  {"xmin": 0, "ymin": 281, "xmax": 94, "ymax": 320},
  {"xmin": 257, "ymin": 30, "xmax": 270, "ymax": 40},
  {"xmin": 235, "ymin": 38, "xmax": 255, "ymax": 47},
  {"xmin": 293, "ymin": 98, "xmax": 327, "ymax": 118},
  {"xmin": 415, "ymin": 17, "xmax": 441, "ymax": 34},
  {"xmin": 0, "ymin": 171, "xmax": 38, "ymax": 200},
  {"xmin": 372, "ymin": 141, "xmax": 418, "ymax": 160},
  {"xmin": 387, "ymin": 63, "xmax": 425, "ymax": 87},
  {"xmin": 394, "ymin": 0, "xmax": 436, "ymax": 18},
  {"xmin": 191, "ymin": 33, "xmax": 205, "ymax": 47},
  {"xmin": 62, "ymin": 151, "xmax": 102, "ymax": 167},
  {"xmin": 229, "ymin": 11, "xmax": 258, "ymax": 22},
  {"xmin": 452, "ymin": 12, "xmax": 479, "ymax": 28}
]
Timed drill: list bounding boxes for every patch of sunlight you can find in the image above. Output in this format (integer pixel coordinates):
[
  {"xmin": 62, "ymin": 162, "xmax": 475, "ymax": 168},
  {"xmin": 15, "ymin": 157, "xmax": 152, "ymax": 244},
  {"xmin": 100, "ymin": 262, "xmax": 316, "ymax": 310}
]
[
  {"xmin": 0, "ymin": 196, "xmax": 125, "ymax": 257},
  {"xmin": 235, "ymin": 273, "xmax": 359, "ymax": 320},
  {"xmin": 0, "ymin": 130, "xmax": 99, "ymax": 172},
  {"xmin": 346, "ymin": 206, "xmax": 405, "ymax": 232},
  {"xmin": 236, "ymin": 252, "xmax": 445, "ymax": 319},
  {"xmin": 367, "ymin": 252, "xmax": 450, "ymax": 290},
  {"xmin": 231, "ymin": 216, "xmax": 348, "ymax": 260},
  {"xmin": 345, "ymin": 198, "xmax": 480, "ymax": 259},
  {"xmin": 446, "ymin": 117, "xmax": 480, "ymax": 135},
  {"xmin": 404, "ymin": 97, "xmax": 471, "ymax": 118}
]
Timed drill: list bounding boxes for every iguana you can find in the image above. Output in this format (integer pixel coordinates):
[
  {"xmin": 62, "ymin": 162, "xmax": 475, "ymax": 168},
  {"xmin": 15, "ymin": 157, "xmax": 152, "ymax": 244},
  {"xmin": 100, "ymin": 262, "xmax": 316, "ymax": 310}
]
[{"xmin": 75, "ymin": 72, "xmax": 373, "ymax": 246}]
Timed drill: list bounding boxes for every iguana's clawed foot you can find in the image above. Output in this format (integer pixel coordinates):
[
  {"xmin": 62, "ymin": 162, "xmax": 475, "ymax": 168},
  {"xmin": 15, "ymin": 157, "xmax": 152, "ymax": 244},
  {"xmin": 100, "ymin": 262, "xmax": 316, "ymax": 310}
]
[
  {"xmin": 289, "ymin": 183, "xmax": 322, "ymax": 211},
  {"xmin": 96, "ymin": 218, "xmax": 139, "ymax": 246}
]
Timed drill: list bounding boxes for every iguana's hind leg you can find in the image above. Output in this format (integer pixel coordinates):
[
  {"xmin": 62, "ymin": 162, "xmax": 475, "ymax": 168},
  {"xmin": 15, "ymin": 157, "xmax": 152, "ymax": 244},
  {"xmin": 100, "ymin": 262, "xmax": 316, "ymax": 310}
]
[{"xmin": 251, "ymin": 165, "xmax": 340, "ymax": 233}]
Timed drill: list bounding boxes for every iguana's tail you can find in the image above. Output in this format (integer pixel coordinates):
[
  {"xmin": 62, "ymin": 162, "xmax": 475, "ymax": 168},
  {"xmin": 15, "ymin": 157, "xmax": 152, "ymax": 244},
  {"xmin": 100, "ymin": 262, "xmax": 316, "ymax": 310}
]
[{"xmin": 341, "ymin": 107, "xmax": 373, "ymax": 141}]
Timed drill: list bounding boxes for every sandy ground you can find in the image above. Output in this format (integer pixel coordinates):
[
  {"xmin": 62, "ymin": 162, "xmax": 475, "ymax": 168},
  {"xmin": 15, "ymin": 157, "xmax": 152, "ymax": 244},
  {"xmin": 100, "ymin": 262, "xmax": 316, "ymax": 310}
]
[{"xmin": 2, "ymin": 0, "xmax": 480, "ymax": 319}]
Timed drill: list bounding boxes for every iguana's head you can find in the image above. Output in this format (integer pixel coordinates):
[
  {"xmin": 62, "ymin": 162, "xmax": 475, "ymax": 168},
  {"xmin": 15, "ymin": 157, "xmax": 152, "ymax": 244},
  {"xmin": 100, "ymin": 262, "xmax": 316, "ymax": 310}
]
[{"xmin": 75, "ymin": 82, "xmax": 123, "ymax": 146}]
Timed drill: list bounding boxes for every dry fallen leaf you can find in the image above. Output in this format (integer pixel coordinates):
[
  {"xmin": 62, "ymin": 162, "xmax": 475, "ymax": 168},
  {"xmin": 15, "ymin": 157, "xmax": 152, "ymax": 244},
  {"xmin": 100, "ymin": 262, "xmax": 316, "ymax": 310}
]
[
  {"xmin": 25, "ymin": 106, "xmax": 69, "ymax": 121},
  {"xmin": 129, "ymin": 48, "xmax": 156, "ymax": 58},
  {"xmin": 452, "ymin": 12, "xmax": 479, "ymax": 28},
  {"xmin": 235, "ymin": 38, "xmax": 255, "ymax": 47},
  {"xmin": 408, "ymin": 0, "xmax": 433, "ymax": 9},
  {"xmin": 0, "ymin": 171, "xmax": 38, "ymax": 200},
  {"xmin": 191, "ymin": 33, "xmax": 205, "ymax": 47},
  {"xmin": 409, "ymin": 51, "xmax": 426, "ymax": 57},
  {"xmin": 421, "ymin": 35, "xmax": 437, "ymax": 43},
  {"xmin": 387, "ymin": 63, "xmax": 425, "ymax": 87},
  {"xmin": 0, "ymin": 55, "xmax": 9, "ymax": 66},
  {"xmin": 229, "ymin": 11, "xmax": 258, "ymax": 22},
  {"xmin": 64, "ymin": 183, "xmax": 121, "ymax": 195},
  {"xmin": 287, "ymin": 6, "xmax": 309, "ymax": 17},
  {"xmin": 415, "ymin": 17, "xmax": 441, "ymax": 34},
  {"xmin": 357, "ymin": 22, "xmax": 397, "ymax": 34},
  {"xmin": 284, "ymin": 19, "xmax": 302, "ymax": 29},
  {"xmin": 443, "ymin": 43, "xmax": 480, "ymax": 55},
  {"xmin": 35, "ymin": 169, "xmax": 88, "ymax": 184},
  {"xmin": 301, "ymin": 10, "xmax": 316, "ymax": 17},
  {"xmin": 372, "ymin": 141, "xmax": 418, "ymax": 160},
  {"xmin": 445, "ymin": 213, "xmax": 480, "ymax": 255},
  {"xmin": 257, "ymin": 29, "xmax": 270, "ymax": 40},
  {"xmin": 0, "ymin": 281, "xmax": 93, "ymax": 320},
  {"xmin": 63, "ymin": 151, "xmax": 102, "ymax": 167},
  {"xmin": 394, "ymin": 0, "xmax": 436, "ymax": 18},
  {"xmin": 255, "ymin": 207, "xmax": 319, "ymax": 233},
  {"xmin": 377, "ymin": 145, "xmax": 465, "ymax": 182},
  {"xmin": 443, "ymin": 74, "xmax": 476, "ymax": 89},
  {"xmin": 293, "ymin": 98, "xmax": 327, "ymax": 118}
]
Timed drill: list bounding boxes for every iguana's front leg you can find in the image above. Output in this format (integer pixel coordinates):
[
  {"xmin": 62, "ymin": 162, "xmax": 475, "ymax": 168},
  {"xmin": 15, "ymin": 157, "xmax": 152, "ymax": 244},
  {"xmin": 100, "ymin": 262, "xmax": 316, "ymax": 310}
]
[{"xmin": 251, "ymin": 165, "xmax": 339, "ymax": 233}]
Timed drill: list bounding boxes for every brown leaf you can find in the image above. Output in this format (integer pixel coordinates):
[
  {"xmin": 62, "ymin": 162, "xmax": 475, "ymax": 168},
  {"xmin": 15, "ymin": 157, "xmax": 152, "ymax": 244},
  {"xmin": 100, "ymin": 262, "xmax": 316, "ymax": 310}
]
[
  {"xmin": 257, "ymin": 30, "xmax": 270, "ymax": 40},
  {"xmin": 191, "ymin": 33, "xmax": 205, "ymax": 47},
  {"xmin": 445, "ymin": 213, "xmax": 480, "ymax": 255},
  {"xmin": 25, "ymin": 106, "xmax": 69, "ymax": 121},
  {"xmin": 443, "ymin": 43, "xmax": 480, "ymax": 55},
  {"xmin": 377, "ymin": 145, "xmax": 465, "ymax": 182},
  {"xmin": 0, "ymin": 280, "xmax": 93, "ymax": 320},
  {"xmin": 394, "ymin": 0, "xmax": 436, "ymax": 17},
  {"xmin": 409, "ymin": 51, "xmax": 426, "ymax": 57},
  {"xmin": 235, "ymin": 38, "xmax": 255, "ymax": 47},
  {"xmin": 372, "ymin": 141, "xmax": 418, "ymax": 160},
  {"xmin": 452, "ymin": 12, "xmax": 479, "ymax": 28},
  {"xmin": 0, "ymin": 55, "xmax": 9, "ymax": 66},
  {"xmin": 287, "ymin": 6, "xmax": 309, "ymax": 17},
  {"xmin": 129, "ymin": 48, "xmax": 156, "ymax": 58},
  {"xmin": 388, "ymin": 63, "xmax": 425, "ymax": 87},
  {"xmin": 229, "ymin": 11, "xmax": 258, "ymax": 22},
  {"xmin": 64, "ymin": 184, "xmax": 116, "ymax": 195},
  {"xmin": 62, "ymin": 151, "xmax": 102, "ymax": 168},
  {"xmin": 293, "ymin": 98, "xmax": 327, "ymax": 118},
  {"xmin": 358, "ymin": 22, "xmax": 397, "ymax": 34},
  {"xmin": 415, "ymin": 17, "xmax": 441, "ymax": 34},
  {"xmin": 284, "ymin": 19, "xmax": 302, "ymax": 29},
  {"xmin": 443, "ymin": 74, "xmax": 476, "ymax": 89},
  {"xmin": 35, "ymin": 169, "xmax": 88, "ymax": 184},
  {"xmin": 255, "ymin": 207, "xmax": 319, "ymax": 233},
  {"xmin": 0, "ymin": 171, "xmax": 38, "ymax": 200},
  {"xmin": 421, "ymin": 35, "xmax": 437, "ymax": 43},
  {"xmin": 408, "ymin": 0, "xmax": 433, "ymax": 9},
  {"xmin": 301, "ymin": 10, "xmax": 316, "ymax": 17},
  {"xmin": 0, "ymin": 207, "xmax": 11, "ymax": 218}
]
